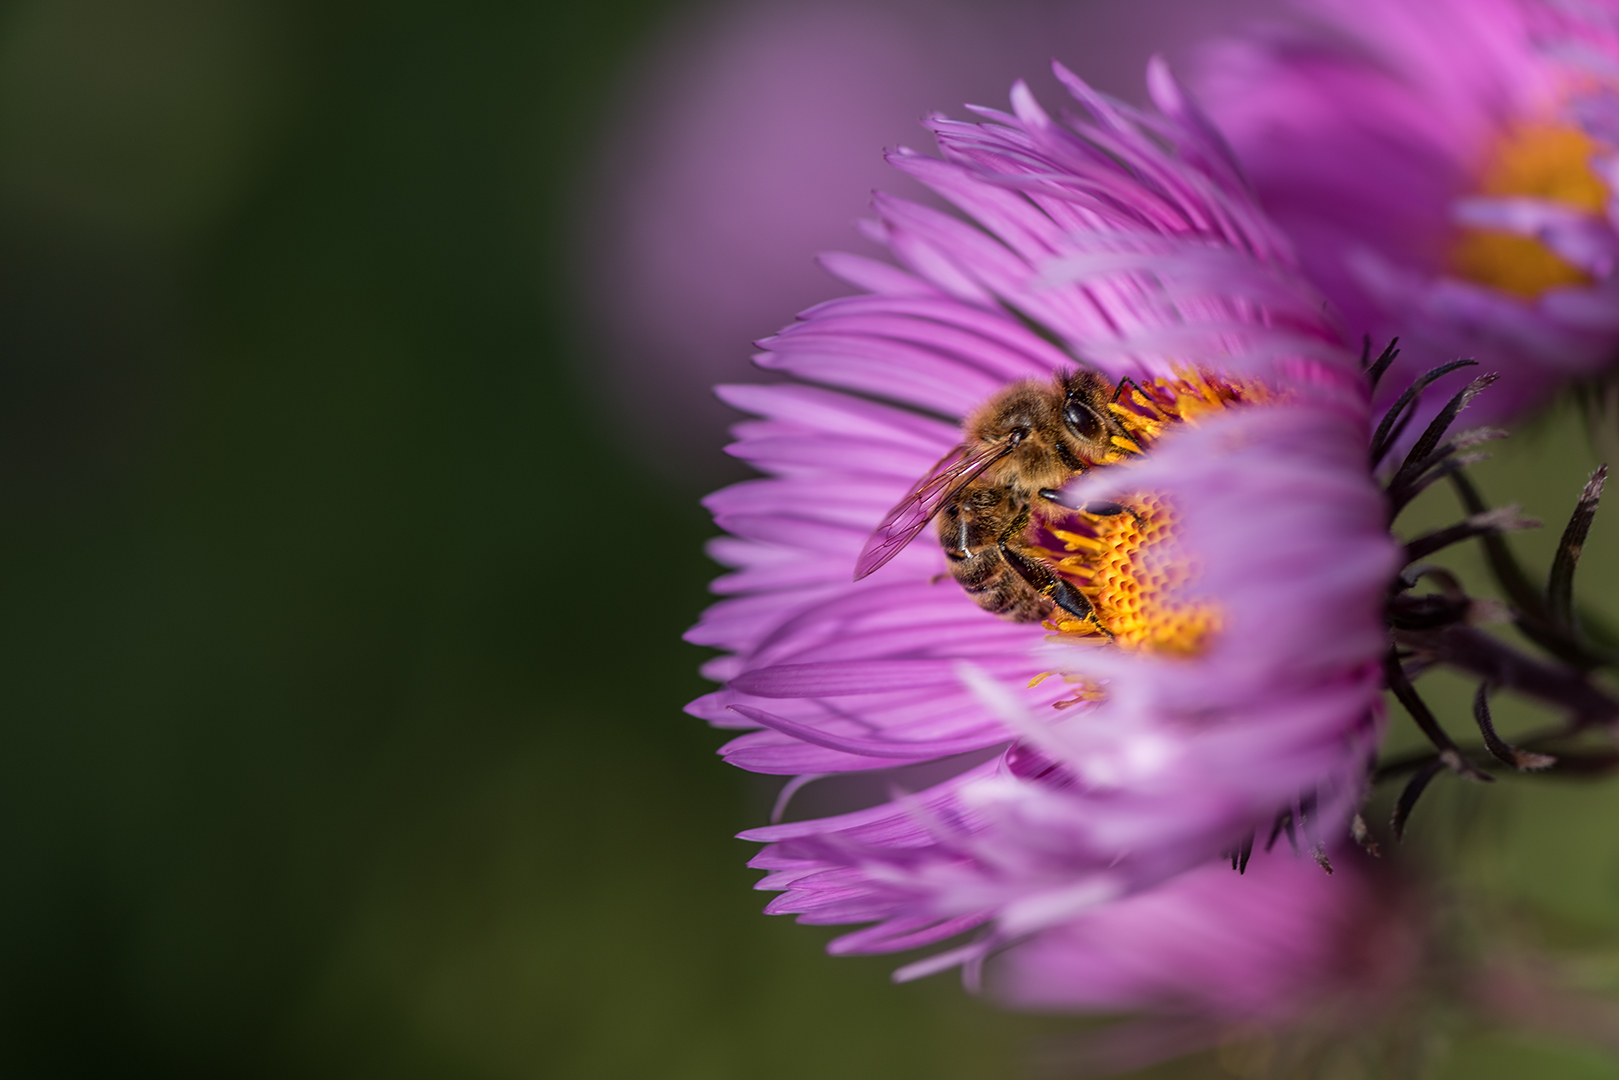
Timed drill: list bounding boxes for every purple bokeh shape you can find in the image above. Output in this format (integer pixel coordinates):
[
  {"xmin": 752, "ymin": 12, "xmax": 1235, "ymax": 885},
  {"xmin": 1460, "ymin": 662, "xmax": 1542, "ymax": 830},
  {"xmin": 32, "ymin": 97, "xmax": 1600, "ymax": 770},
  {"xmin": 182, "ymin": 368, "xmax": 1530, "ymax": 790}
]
[{"xmin": 576, "ymin": 0, "xmax": 1288, "ymax": 488}]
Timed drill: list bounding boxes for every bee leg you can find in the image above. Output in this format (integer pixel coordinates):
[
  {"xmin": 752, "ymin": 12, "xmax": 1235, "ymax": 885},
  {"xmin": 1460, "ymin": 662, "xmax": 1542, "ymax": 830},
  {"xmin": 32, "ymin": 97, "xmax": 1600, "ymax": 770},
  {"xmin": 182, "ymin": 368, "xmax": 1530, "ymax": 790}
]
[
  {"xmin": 1038, "ymin": 489, "xmax": 1142, "ymax": 526},
  {"xmin": 1039, "ymin": 488, "xmax": 1124, "ymax": 514},
  {"xmin": 997, "ymin": 508, "xmax": 1098, "ymax": 625}
]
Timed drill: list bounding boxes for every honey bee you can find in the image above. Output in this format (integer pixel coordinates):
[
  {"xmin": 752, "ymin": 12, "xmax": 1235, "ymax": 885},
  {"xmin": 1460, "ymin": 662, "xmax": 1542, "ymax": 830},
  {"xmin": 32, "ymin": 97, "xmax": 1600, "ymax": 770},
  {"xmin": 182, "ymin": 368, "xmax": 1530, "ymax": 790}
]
[{"xmin": 854, "ymin": 370, "xmax": 1135, "ymax": 624}]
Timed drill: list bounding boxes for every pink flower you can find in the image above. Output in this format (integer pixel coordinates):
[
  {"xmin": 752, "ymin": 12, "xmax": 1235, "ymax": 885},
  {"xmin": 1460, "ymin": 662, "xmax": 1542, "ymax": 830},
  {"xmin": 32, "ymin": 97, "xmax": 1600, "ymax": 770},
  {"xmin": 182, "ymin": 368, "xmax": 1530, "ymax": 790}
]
[
  {"xmin": 1193, "ymin": 0, "xmax": 1619, "ymax": 430},
  {"xmin": 688, "ymin": 63, "xmax": 1402, "ymax": 989},
  {"xmin": 993, "ymin": 847, "xmax": 1418, "ymax": 1019},
  {"xmin": 734, "ymin": 401, "xmax": 1394, "ymax": 978},
  {"xmin": 991, "ymin": 849, "xmax": 1425, "ymax": 1072}
]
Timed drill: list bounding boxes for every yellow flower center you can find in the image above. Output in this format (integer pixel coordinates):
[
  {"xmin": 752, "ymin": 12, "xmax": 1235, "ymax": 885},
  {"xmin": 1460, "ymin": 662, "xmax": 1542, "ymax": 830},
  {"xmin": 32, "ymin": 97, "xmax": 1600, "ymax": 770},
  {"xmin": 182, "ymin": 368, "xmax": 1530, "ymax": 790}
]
[
  {"xmin": 1450, "ymin": 121, "xmax": 1608, "ymax": 297},
  {"xmin": 1027, "ymin": 368, "xmax": 1259, "ymax": 658},
  {"xmin": 1047, "ymin": 495, "xmax": 1221, "ymax": 655}
]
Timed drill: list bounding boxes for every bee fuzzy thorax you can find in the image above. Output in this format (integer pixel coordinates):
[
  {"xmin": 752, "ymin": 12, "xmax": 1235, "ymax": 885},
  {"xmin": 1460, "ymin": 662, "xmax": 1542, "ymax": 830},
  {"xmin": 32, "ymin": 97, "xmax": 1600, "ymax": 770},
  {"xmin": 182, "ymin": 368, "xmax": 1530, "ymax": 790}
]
[{"xmin": 961, "ymin": 372, "xmax": 1123, "ymax": 495}]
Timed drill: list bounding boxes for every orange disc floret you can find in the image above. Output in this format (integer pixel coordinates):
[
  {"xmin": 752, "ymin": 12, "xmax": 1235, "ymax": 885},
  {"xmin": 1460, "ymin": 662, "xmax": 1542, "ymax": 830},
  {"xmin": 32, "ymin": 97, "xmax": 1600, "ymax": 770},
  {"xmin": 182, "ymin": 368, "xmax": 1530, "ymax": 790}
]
[
  {"xmin": 1107, "ymin": 367, "xmax": 1276, "ymax": 451},
  {"xmin": 1047, "ymin": 493, "xmax": 1221, "ymax": 657},
  {"xmin": 1451, "ymin": 121, "xmax": 1609, "ymax": 297}
]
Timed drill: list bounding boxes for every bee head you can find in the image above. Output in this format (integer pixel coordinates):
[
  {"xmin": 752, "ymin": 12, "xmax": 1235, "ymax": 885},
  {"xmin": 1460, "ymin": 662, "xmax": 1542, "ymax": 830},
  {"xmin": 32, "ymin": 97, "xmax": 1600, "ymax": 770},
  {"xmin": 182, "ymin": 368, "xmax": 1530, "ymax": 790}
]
[
  {"xmin": 1059, "ymin": 374, "xmax": 1112, "ymax": 447},
  {"xmin": 962, "ymin": 370, "xmax": 1121, "ymax": 491}
]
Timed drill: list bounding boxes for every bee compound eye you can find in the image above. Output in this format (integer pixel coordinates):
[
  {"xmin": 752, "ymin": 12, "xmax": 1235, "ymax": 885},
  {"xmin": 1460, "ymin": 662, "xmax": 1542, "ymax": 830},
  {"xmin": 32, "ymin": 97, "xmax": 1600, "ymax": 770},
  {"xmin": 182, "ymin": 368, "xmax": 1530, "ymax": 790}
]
[{"xmin": 1063, "ymin": 399, "xmax": 1104, "ymax": 441}]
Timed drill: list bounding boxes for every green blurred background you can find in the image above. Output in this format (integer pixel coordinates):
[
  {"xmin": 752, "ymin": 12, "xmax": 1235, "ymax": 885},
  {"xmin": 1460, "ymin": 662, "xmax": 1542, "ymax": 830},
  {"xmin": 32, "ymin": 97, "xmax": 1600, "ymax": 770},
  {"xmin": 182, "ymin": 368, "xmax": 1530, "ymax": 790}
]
[
  {"xmin": 5, "ymin": 1, "xmax": 1619, "ymax": 1077},
  {"xmin": 0, "ymin": 0, "xmax": 1073, "ymax": 1074}
]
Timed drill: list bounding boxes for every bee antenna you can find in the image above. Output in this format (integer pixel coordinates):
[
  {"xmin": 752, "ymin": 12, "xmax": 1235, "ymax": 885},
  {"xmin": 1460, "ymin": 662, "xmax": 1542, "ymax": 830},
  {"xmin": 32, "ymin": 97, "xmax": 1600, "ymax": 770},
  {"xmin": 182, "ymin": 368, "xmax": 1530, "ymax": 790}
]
[{"xmin": 1110, "ymin": 376, "xmax": 1144, "ymax": 404}]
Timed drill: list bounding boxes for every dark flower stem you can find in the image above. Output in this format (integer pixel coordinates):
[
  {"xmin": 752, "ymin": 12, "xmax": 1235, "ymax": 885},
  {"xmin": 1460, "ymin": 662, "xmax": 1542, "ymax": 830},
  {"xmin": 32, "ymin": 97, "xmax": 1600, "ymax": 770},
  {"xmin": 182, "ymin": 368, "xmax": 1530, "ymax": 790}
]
[
  {"xmin": 1363, "ymin": 358, "xmax": 1619, "ymax": 840},
  {"xmin": 1397, "ymin": 625, "xmax": 1619, "ymax": 728},
  {"xmin": 1547, "ymin": 465, "xmax": 1608, "ymax": 634},
  {"xmin": 1382, "ymin": 651, "xmax": 1493, "ymax": 781}
]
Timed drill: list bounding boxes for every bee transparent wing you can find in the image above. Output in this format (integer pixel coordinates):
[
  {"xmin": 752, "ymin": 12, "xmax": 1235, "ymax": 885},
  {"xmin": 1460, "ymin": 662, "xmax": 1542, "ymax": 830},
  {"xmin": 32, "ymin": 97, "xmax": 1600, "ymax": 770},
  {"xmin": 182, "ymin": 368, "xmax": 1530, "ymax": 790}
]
[{"xmin": 853, "ymin": 441, "xmax": 1015, "ymax": 580}]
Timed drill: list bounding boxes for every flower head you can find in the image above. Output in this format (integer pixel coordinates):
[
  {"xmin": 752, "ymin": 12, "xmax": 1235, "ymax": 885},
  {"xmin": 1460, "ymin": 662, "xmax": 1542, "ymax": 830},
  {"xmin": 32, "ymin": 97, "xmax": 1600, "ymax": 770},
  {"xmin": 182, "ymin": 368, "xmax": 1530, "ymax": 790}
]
[
  {"xmin": 1193, "ymin": 0, "xmax": 1619, "ymax": 428},
  {"xmin": 689, "ymin": 64, "xmax": 1400, "ymax": 986}
]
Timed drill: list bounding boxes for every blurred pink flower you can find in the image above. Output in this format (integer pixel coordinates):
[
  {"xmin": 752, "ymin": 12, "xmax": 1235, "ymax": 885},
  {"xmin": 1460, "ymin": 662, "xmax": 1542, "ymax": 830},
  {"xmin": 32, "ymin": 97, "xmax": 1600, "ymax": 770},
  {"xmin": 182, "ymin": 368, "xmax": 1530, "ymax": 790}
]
[
  {"xmin": 993, "ymin": 849, "xmax": 1426, "ymax": 1074},
  {"xmin": 1194, "ymin": 0, "xmax": 1619, "ymax": 431},
  {"xmin": 994, "ymin": 847, "xmax": 1418, "ymax": 1019},
  {"xmin": 689, "ymin": 64, "xmax": 1400, "ymax": 985},
  {"xmin": 581, "ymin": 0, "xmax": 1289, "ymax": 485}
]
